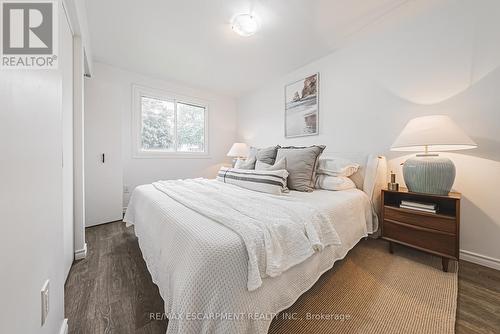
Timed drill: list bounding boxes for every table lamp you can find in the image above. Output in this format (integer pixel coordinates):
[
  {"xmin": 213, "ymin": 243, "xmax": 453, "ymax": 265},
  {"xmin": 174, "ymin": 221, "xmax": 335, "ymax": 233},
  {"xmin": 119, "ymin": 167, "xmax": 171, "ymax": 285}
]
[
  {"xmin": 227, "ymin": 143, "xmax": 249, "ymax": 166},
  {"xmin": 391, "ymin": 115, "xmax": 477, "ymax": 195}
]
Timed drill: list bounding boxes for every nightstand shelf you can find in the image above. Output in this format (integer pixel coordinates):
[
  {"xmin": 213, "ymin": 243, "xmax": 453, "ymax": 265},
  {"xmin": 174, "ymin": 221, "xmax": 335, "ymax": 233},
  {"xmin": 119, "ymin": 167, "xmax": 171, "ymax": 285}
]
[{"xmin": 381, "ymin": 188, "xmax": 461, "ymax": 272}]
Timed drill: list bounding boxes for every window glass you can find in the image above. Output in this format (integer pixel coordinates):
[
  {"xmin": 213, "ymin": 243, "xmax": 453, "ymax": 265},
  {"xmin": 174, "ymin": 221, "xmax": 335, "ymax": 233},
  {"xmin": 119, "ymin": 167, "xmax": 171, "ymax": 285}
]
[
  {"xmin": 140, "ymin": 96, "xmax": 175, "ymax": 152},
  {"xmin": 176, "ymin": 102, "xmax": 205, "ymax": 152}
]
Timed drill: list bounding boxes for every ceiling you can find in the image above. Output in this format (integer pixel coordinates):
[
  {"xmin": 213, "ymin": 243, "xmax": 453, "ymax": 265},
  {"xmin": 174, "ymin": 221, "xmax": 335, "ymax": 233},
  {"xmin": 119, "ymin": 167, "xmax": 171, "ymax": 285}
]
[{"xmin": 85, "ymin": 0, "xmax": 435, "ymax": 97}]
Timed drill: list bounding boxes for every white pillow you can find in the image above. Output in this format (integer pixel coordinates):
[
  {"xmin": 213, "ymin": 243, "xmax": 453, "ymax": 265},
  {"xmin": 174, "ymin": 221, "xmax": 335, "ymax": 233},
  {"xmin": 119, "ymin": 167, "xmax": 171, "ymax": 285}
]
[
  {"xmin": 255, "ymin": 157, "xmax": 287, "ymax": 171},
  {"xmin": 317, "ymin": 158, "xmax": 359, "ymax": 177},
  {"xmin": 234, "ymin": 157, "xmax": 256, "ymax": 170},
  {"xmin": 315, "ymin": 175, "xmax": 356, "ymax": 191}
]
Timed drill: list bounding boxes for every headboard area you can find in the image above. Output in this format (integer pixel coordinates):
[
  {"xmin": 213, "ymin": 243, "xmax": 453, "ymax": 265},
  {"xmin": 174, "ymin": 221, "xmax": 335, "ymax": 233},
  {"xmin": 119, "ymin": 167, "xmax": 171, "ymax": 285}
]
[{"xmin": 319, "ymin": 153, "xmax": 388, "ymax": 220}]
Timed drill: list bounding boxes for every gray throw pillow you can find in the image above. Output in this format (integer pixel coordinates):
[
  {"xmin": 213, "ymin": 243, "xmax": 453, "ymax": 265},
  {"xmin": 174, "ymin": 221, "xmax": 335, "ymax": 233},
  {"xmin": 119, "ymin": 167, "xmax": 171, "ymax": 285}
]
[
  {"xmin": 248, "ymin": 145, "xmax": 280, "ymax": 165},
  {"xmin": 276, "ymin": 145, "xmax": 326, "ymax": 192},
  {"xmin": 247, "ymin": 147, "xmax": 258, "ymax": 161},
  {"xmin": 255, "ymin": 157, "xmax": 287, "ymax": 171}
]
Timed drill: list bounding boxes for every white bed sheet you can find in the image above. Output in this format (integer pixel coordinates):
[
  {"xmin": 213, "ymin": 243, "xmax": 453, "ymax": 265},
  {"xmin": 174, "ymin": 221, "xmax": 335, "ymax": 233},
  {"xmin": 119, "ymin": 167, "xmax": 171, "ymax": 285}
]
[{"xmin": 124, "ymin": 183, "xmax": 376, "ymax": 334}]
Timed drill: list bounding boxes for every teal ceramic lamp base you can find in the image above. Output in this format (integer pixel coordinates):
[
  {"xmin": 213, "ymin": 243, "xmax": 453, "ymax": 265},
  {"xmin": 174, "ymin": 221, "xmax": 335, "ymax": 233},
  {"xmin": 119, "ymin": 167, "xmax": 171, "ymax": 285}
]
[
  {"xmin": 392, "ymin": 116, "xmax": 476, "ymax": 194},
  {"xmin": 402, "ymin": 154, "xmax": 456, "ymax": 195}
]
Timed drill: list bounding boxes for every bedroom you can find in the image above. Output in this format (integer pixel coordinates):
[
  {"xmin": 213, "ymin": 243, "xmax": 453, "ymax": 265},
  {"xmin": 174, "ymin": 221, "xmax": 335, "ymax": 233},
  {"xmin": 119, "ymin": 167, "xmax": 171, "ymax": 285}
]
[{"xmin": 1, "ymin": 0, "xmax": 499, "ymax": 333}]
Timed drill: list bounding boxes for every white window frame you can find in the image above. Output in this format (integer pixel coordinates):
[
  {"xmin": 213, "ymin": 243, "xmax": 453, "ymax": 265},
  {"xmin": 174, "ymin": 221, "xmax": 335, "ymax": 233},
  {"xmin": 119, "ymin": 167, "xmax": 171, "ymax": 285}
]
[{"xmin": 132, "ymin": 84, "xmax": 210, "ymax": 159}]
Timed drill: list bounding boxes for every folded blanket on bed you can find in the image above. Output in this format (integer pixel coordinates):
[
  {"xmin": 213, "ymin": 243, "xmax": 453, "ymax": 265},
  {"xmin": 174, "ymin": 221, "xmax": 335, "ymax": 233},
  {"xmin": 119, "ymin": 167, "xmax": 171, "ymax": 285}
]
[{"xmin": 152, "ymin": 178, "xmax": 341, "ymax": 291}]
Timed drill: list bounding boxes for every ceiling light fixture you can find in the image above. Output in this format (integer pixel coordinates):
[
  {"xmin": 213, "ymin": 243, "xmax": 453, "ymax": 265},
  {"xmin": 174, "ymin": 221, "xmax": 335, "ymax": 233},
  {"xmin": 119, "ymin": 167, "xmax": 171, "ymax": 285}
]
[{"xmin": 231, "ymin": 14, "xmax": 259, "ymax": 37}]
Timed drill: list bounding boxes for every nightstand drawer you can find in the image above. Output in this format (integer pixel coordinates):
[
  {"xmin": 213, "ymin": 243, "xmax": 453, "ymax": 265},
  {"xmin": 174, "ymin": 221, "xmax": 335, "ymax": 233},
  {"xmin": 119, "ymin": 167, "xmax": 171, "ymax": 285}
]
[
  {"xmin": 383, "ymin": 220, "xmax": 456, "ymax": 257},
  {"xmin": 384, "ymin": 206, "xmax": 456, "ymax": 234}
]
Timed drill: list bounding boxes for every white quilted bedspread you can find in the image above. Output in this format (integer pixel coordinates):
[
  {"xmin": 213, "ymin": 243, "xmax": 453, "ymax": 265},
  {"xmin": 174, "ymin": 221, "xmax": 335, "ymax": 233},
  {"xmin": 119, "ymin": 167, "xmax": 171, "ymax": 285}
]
[
  {"xmin": 152, "ymin": 179, "xmax": 341, "ymax": 291},
  {"xmin": 124, "ymin": 180, "xmax": 376, "ymax": 334}
]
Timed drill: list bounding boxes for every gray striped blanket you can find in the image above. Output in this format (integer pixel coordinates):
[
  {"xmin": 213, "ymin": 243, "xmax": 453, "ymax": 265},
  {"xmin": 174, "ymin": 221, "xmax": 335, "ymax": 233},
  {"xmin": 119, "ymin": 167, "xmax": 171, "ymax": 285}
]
[{"xmin": 216, "ymin": 166, "xmax": 289, "ymax": 194}]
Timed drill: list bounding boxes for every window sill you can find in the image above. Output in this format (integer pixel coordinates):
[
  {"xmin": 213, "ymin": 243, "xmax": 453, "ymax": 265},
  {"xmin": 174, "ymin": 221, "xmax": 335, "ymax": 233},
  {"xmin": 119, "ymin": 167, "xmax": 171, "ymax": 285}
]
[{"xmin": 132, "ymin": 152, "xmax": 212, "ymax": 159}]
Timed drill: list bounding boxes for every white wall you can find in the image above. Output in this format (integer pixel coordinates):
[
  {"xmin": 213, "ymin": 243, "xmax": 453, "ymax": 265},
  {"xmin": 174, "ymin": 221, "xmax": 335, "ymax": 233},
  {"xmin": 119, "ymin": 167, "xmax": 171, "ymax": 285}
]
[
  {"xmin": 237, "ymin": 0, "xmax": 500, "ymax": 266},
  {"xmin": 0, "ymin": 73, "xmax": 65, "ymax": 334},
  {"xmin": 0, "ymin": 2, "xmax": 72, "ymax": 332},
  {"xmin": 85, "ymin": 62, "xmax": 238, "ymax": 208}
]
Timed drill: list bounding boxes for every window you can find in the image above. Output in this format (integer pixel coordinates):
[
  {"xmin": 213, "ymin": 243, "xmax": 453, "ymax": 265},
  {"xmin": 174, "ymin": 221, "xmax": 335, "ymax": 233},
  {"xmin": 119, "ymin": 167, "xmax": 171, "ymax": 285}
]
[{"xmin": 132, "ymin": 85, "xmax": 208, "ymax": 158}]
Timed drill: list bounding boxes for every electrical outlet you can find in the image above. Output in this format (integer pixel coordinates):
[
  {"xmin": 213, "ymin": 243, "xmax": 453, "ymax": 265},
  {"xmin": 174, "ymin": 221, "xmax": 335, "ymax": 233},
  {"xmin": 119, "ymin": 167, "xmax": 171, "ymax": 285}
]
[{"xmin": 41, "ymin": 280, "xmax": 49, "ymax": 326}]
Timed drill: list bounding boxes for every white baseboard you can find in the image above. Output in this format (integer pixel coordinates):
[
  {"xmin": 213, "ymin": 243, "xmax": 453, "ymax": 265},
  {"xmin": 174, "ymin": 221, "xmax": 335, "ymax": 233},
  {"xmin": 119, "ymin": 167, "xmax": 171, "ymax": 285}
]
[
  {"xmin": 460, "ymin": 249, "xmax": 500, "ymax": 271},
  {"xmin": 74, "ymin": 243, "xmax": 87, "ymax": 260},
  {"xmin": 59, "ymin": 319, "xmax": 68, "ymax": 334}
]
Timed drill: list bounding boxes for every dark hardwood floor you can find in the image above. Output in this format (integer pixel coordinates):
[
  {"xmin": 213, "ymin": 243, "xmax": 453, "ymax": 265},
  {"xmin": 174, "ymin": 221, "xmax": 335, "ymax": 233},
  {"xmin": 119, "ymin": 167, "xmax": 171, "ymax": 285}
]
[
  {"xmin": 65, "ymin": 221, "xmax": 167, "ymax": 334},
  {"xmin": 456, "ymin": 261, "xmax": 500, "ymax": 333},
  {"xmin": 65, "ymin": 221, "xmax": 500, "ymax": 334}
]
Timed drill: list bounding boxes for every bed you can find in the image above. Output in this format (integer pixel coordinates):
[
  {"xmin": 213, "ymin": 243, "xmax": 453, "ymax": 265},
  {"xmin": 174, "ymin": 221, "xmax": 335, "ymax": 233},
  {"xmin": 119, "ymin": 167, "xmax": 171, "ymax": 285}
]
[{"xmin": 124, "ymin": 154, "xmax": 387, "ymax": 334}]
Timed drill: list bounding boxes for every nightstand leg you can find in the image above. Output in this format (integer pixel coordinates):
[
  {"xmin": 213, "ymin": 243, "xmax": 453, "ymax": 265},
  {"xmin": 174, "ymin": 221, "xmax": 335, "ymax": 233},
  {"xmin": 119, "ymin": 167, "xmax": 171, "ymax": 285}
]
[
  {"xmin": 389, "ymin": 241, "xmax": 394, "ymax": 254},
  {"xmin": 442, "ymin": 258, "xmax": 449, "ymax": 272}
]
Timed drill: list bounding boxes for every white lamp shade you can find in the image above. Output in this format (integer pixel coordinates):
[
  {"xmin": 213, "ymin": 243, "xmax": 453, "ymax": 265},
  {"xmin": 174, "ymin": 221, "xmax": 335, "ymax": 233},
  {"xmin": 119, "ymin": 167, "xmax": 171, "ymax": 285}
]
[
  {"xmin": 391, "ymin": 115, "xmax": 477, "ymax": 152},
  {"xmin": 227, "ymin": 143, "xmax": 249, "ymax": 157}
]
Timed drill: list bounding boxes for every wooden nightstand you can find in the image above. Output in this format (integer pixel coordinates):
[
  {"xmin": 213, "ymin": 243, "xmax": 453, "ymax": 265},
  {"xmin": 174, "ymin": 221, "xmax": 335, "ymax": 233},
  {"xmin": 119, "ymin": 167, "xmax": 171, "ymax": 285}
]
[{"xmin": 381, "ymin": 188, "xmax": 461, "ymax": 272}]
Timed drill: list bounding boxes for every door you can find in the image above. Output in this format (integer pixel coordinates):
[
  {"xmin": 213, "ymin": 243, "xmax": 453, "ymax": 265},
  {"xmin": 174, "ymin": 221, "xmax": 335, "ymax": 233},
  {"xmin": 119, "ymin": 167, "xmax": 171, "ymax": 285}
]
[
  {"xmin": 84, "ymin": 74, "xmax": 123, "ymax": 226},
  {"xmin": 61, "ymin": 6, "xmax": 74, "ymax": 278}
]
